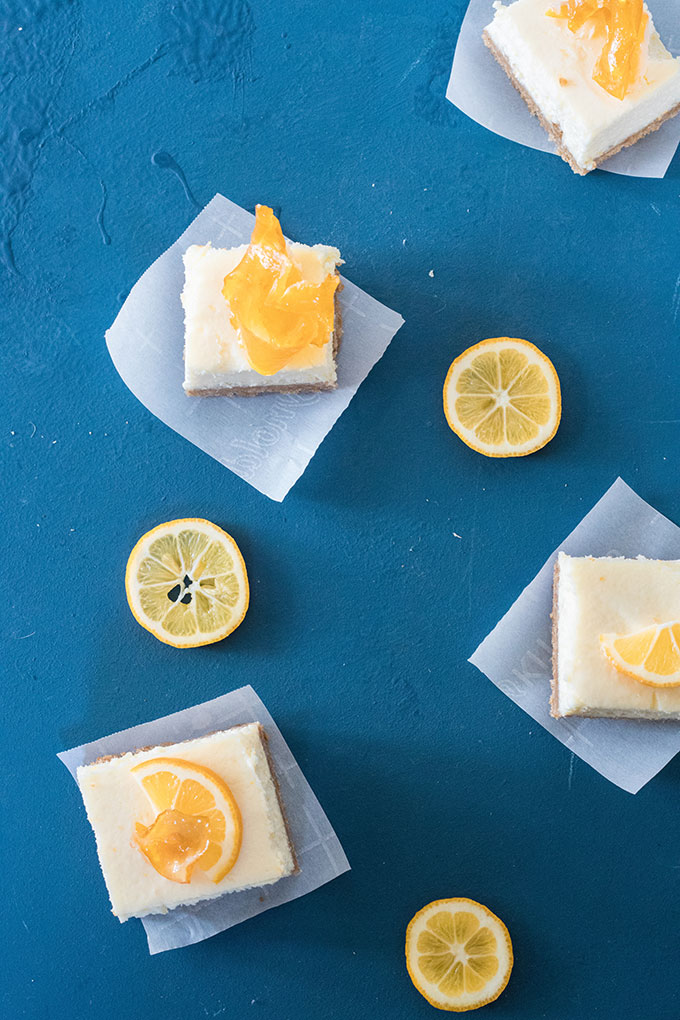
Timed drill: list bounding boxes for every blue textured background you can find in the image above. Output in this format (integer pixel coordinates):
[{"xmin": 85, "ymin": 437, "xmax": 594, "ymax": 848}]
[{"xmin": 3, "ymin": 1, "xmax": 680, "ymax": 1017}]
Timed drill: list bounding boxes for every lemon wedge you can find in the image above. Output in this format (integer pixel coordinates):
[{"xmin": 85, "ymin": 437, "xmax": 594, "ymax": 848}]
[{"xmin": 601, "ymin": 622, "xmax": 680, "ymax": 687}]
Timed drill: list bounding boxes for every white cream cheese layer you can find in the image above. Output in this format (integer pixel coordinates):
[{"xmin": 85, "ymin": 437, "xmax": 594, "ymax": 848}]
[
  {"xmin": 77, "ymin": 723, "xmax": 295, "ymax": 921},
  {"xmin": 555, "ymin": 553, "xmax": 680, "ymax": 718},
  {"xmin": 182, "ymin": 242, "xmax": 342, "ymax": 392},
  {"xmin": 486, "ymin": 0, "xmax": 680, "ymax": 171}
]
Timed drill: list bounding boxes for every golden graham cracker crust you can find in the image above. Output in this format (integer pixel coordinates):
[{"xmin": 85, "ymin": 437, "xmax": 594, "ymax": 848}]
[
  {"xmin": 185, "ymin": 281, "xmax": 343, "ymax": 397},
  {"xmin": 482, "ymin": 30, "xmax": 680, "ymax": 176}
]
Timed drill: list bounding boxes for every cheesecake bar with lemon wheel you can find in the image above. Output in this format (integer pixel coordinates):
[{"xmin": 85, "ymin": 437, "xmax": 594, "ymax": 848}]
[
  {"xmin": 552, "ymin": 553, "xmax": 680, "ymax": 719},
  {"xmin": 77, "ymin": 723, "xmax": 297, "ymax": 921},
  {"xmin": 484, "ymin": 0, "xmax": 680, "ymax": 175},
  {"xmin": 182, "ymin": 205, "xmax": 342, "ymax": 396}
]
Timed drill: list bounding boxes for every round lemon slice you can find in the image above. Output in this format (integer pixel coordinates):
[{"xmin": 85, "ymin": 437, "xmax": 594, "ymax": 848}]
[
  {"xmin": 406, "ymin": 898, "xmax": 513, "ymax": 1012},
  {"xmin": 131, "ymin": 757, "xmax": 242, "ymax": 884},
  {"xmin": 601, "ymin": 622, "xmax": 680, "ymax": 687},
  {"xmin": 443, "ymin": 337, "xmax": 561, "ymax": 457},
  {"xmin": 125, "ymin": 518, "xmax": 249, "ymax": 648}
]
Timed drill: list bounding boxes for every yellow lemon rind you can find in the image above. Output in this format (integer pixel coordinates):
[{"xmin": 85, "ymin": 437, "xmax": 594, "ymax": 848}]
[
  {"xmin": 125, "ymin": 518, "xmax": 249, "ymax": 649},
  {"xmin": 405, "ymin": 897, "xmax": 513, "ymax": 1012},
  {"xmin": 443, "ymin": 337, "xmax": 561, "ymax": 459}
]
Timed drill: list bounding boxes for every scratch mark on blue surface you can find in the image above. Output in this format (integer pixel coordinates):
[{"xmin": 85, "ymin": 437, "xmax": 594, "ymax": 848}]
[
  {"xmin": 413, "ymin": 16, "xmax": 457, "ymax": 125},
  {"xmin": 60, "ymin": 136, "xmax": 112, "ymax": 245},
  {"xmin": 567, "ymin": 751, "xmax": 575, "ymax": 790},
  {"xmin": 672, "ymin": 271, "xmax": 680, "ymax": 323},
  {"xmin": 96, "ymin": 180, "xmax": 111, "ymax": 245},
  {"xmin": 399, "ymin": 44, "xmax": 433, "ymax": 86},
  {"xmin": 53, "ymin": 43, "xmax": 170, "ymax": 139}
]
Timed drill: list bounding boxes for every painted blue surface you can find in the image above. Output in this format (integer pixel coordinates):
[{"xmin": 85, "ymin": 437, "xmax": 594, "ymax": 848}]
[{"xmin": 3, "ymin": 1, "xmax": 680, "ymax": 1017}]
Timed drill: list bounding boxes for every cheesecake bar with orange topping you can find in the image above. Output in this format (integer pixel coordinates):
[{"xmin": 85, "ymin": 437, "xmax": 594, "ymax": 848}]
[
  {"xmin": 484, "ymin": 0, "xmax": 680, "ymax": 174},
  {"xmin": 182, "ymin": 205, "xmax": 342, "ymax": 396},
  {"xmin": 77, "ymin": 723, "xmax": 296, "ymax": 921}
]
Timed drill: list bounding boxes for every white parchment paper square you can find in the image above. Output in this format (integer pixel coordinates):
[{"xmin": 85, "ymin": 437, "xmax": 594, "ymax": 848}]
[
  {"xmin": 447, "ymin": 0, "xmax": 680, "ymax": 178},
  {"xmin": 58, "ymin": 685, "xmax": 350, "ymax": 953},
  {"xmin": 470, "ymin": 478, "xmax": 680, "ymax": 793},
  {"xmin": 105, "ymin": 194, "xmax": 404, "ymax": 501}
]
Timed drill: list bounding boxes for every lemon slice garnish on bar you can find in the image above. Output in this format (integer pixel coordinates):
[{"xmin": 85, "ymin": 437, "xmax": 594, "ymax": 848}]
[
  {"xmin": 132, "ymin": 757, "xmax": 242, "ymax": 883},
  {"xmin": 601, "ymin": 622, "xmax": 680, "ymax": 687}
]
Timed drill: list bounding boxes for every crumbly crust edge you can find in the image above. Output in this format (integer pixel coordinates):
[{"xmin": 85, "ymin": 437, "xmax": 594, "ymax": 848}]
[
  {"xmin": 550, "ymin": 558, "xmax": 561, "ymax": 718},
  {"xmin": 258, "ymin": 726, "xmax": 300, "ymax": 876},
  {"xmin": 482, "ymin": 30, "xmax": 680, "ymax": 176},
  {"xmin": 184, "ymin": 279, "xmax": 343, "ymax": 397}
]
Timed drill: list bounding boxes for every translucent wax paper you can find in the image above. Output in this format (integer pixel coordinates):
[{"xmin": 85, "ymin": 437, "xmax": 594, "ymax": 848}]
[
  {"xmin": 470, "ymin": 479, "xmax": 680, "ymax": 793},
  {"xmin": 447, "ymin": 0, "xmax": 680, "ymax": 178},
  {"xmin": 58, "ymin": 685, "xmax": 350, "ymax": 953},
  {"xmin": 105, "ymin": 194, "xmax": 404, "ymax": 501}
]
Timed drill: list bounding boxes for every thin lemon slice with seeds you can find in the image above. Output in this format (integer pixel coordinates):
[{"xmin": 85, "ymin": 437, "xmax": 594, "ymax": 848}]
[
  {"xmin": 406, "ymin": 898, "xmax": 513, "ymax": 1012},
  {"xmin": 125, "ymin": 518, "xmax": 249, "ymax": 648},
  {"xmin": 443, "ymin": 337, "xmax": 561, "ymax": 457},
  {"xmin": 601, "ymin": 622, "xmax": 680, "ymax": 687},
  {"xmin": 131, "ymin": 757, "xmax": 242, "ymax": 883}
]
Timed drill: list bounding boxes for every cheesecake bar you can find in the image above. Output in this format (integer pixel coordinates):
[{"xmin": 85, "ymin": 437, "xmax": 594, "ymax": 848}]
[
  {"xmin": 551, "ymin": 553, "xmax": 680, "ymax": 719},
  {"xmin": 483, "ymin": 0, "xmax": 680, "ymax": 175},
  {"xmin": 77, "ymin": 723, "xmax": 296, "ymax": 922},
  {"xmin": 182, "ymin": 205, "xmax": 342, "ymax": 395}
]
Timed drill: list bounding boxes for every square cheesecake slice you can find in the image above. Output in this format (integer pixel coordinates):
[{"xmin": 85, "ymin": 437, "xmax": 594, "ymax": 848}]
[
  {"xmin": 182, "ymin": 205, "xmax": 342, "ymax": 396},
  {"xmin": 77, "ymin": 723, "xmax": 296, "ymax": 922},
  {"xmin": 483, "ymin": 0, "xmax": 680, "ymax": 175},
  {"xmin": 551, "ymin": 552, "xmax": 680, "ymax": 720}
]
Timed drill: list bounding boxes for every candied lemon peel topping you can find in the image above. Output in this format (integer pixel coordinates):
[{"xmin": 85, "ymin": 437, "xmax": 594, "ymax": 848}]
[
  {"xmin": 221, "ymin": 204, "xmax": 339, "ymax": 375},
  {"xmin": 132, "ymin": 757, "xmax": 243, "ymax": 885},
  {"xmin": 600, "ymin": 621, "xmax": 680, "ymax": 687},
  {"xmin": 548, "ymin": 0, "xmax": 648, "ymax": 99},
  {"xmin": 406, "ymin": 898, "xmax": 513, "ymax": 1012},
  {"xmin": 125, "ymin": 518, "xmax": 249, "ymax": 648},
  {"xmin": 443, "ymin": 337, "xmax": 561, "ymax": 458}
]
